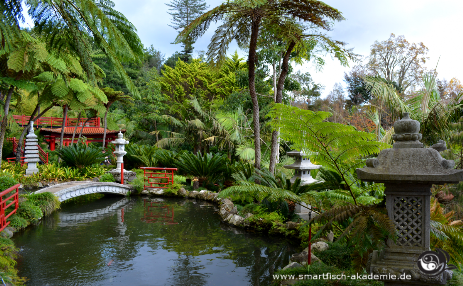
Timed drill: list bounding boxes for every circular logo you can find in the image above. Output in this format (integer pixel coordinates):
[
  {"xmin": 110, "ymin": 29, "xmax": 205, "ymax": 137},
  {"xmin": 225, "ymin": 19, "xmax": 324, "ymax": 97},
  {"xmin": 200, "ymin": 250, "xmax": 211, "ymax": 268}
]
[{"xmin": 417, "ymin": 249, "xmax": 448, "ymax": 276}]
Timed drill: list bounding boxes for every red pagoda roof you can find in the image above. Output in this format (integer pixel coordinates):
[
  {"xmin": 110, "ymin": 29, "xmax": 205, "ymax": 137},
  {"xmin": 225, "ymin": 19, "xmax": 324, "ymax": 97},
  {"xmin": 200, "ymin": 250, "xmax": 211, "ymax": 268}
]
[{"xmin": 40, "ymin": 127, "xmax": 124, "ymax": 135}]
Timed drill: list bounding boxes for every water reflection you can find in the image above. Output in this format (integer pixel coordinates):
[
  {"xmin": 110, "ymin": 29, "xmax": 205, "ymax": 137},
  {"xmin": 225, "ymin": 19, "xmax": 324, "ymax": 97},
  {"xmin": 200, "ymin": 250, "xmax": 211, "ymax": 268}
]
[
  {"xmin": 13, "ymin": 197, "xmax": 299, "ymax": 286},
  {"xmin": 141, "ymin": 199, "xmax": 178, "ymax": 225}
]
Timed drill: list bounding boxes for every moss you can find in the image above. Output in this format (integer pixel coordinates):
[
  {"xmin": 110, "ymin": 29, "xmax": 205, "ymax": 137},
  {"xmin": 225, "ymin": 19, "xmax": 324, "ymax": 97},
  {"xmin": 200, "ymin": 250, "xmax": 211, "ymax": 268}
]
[{"xmin": 27, "ymin": 192, "xmax": 61, "ymax": 216}]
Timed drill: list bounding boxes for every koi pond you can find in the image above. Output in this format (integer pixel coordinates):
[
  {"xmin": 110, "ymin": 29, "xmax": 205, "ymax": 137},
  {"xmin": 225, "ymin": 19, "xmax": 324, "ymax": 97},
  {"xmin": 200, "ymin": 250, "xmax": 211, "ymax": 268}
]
[{"xmin": 13, "ymin": 196, "xmax": 299, "ymax": 285}]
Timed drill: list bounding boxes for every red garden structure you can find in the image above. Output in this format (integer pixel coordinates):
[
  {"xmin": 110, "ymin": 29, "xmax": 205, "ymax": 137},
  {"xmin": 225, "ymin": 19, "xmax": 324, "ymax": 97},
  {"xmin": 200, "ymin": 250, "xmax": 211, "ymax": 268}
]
[
  {"xmin": 140, "ymin": 167, "xmax": 178, "ymax": 190},
  {"xmin": 0, "ymin": 184, "xmax": 20, "ymax": 232}
]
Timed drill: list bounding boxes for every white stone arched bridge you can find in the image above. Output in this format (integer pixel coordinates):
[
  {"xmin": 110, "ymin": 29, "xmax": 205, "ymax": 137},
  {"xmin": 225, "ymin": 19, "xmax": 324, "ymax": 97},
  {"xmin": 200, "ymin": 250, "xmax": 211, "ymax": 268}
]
[{"xmin": 34, "ymin": 181, "xmax": 135, "ymax": 202}]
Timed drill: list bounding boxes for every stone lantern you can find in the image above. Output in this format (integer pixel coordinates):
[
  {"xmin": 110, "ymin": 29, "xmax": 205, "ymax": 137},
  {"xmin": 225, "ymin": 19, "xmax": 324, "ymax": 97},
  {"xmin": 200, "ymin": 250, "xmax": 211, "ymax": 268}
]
[
  {"xmin": 284, "ymin": 150, "xmax": 321, "ymax": 185},
  {"xmin": 107, "ymin": 131, "xmax": 135, "ymax": 183},
  {"xmin": 25, "ymin": 122, "xmax": 40, "ymax": 175},
  {"xmin": 284, "ymin": 150, "xmax": 321, "ymax": 220},
  {"xmin": 356, "ymin": 113, "xmax": 463, "ymax": 285}
]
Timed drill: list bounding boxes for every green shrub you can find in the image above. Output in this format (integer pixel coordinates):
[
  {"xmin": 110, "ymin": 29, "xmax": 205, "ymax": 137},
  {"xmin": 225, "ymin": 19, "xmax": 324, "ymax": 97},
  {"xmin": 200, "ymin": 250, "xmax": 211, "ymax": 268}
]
[
  {"xmin": 313, "ymin": 242, "xmax": 354, "ymax": 270},
  {"xmin": 0, "ymin": 237, "xmax": 26, "ymax": 285},
  {"xmin": 129, "ymin": 170, "xmax": 145, "ymax": 194},
  {"xmin": 164, "ymin": 183, "xmax": 183, "ymax": 196},
  {"xmin": 175, "ymin": 152, "xmax": 228, "ymax": 184},
  {"xmin": 155, "ymin": 149, "xmax": 181, "ymax": 168},
  {"xmin": 125, "ymin": 144, "xmax": 158, "ymax": 168},
  {"xmin": 27, "ymin": 192, "xmax": 61, "ymax": 216},
  {"xmin": 0, "ymin": 174, "xmax": 19, "ymax": 191},
  {"xmin": 57, "ymin": 144, "xmax": 106, "ymax": 168},
  {"xmin": 7, "ymin": 214, "xmax": 28, "ymax": 229},
  {"xmin": 17, "ymin": 201, "xmax": 43, "ymax": 223},
  {"xmin": 99, "ymin": 173, "xmax": 116, "ymax": 182}
]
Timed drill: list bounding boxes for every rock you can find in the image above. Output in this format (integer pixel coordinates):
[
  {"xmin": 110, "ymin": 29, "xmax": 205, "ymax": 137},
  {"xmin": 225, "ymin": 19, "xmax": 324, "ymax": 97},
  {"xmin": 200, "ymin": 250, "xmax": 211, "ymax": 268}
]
[
  {"xmin": 230, "ymin": 206, "xmax": 238, "ymax": 214},
  {"xmin": 154, "ymin": 189, "xmax": 164, "ymax": 195},
  {"xmin": 286, "ymin": 221, "xmax": 298, "ymax": 230},
  {"xmin": 245, "ymin": 213, "xmax": 253, "ymax": 219},
  {"xmin": 92, "ymin": 177, "xmax": 100, "ymax": 182},
  {"xmin": 226, "ymin": 214, "xmax": 233, "ymax": 222},
  {"xmin": 0, "ymin": 227, "xmax": 13, "ymax": 238},
  {"xmin": 291, "ymin": 250, "xmax": 320, "ymax": 264},
  {"xmin": 327, "ymin": 231, "xmax": 334, "ymax": 243},
  {"xmin": 311, "ymin": 241, "xmax": 329, "ymax": 252},
  {"xmin": 230, "ymin": 215, "xmax": 245, "ymax": 226},
  {"xmin": 282, "ymin": 262, "xmax": 303, "ymax": 270},
  {"xmin": 219, "ymin": 208, "xmax": 229, "ymax": 218},
  {"xmin": 189, "ymin": 191, "xmax": 199, "ymax": 198},
  {"xmin": 37, "ymin": 182, "xmax": 43, "ymax": 188},
  {"xmin": 206, "ymin": 192, "xmax": 216, "ymax": 201},
  {"xmin": 18, "ymin": 184, "xmax": 23, "ymax": 190},
  {"xmin": 141, "ymin": 190, "xmax": 149, "ymax": 195},
  {"xmin": 178, "ymin": 188, "xmax": 188, "ymax": 197},
  {"xmin": 222, "ymin": 199, "xmax": 234, "ymax": 212},
  {"xmin": 107, "ymin": 169, "xmax": 137, "ymax": 183}
]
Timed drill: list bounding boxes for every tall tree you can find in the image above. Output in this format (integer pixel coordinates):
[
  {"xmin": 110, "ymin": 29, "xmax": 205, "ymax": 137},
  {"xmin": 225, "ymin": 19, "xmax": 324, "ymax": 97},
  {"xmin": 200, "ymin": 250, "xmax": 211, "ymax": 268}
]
[
  {"xmin": 1, "ymin": 0, "xmax": 143, "ymax": 97},
  {"xmin": 176, "ymin": 0, "xmax": 344, "ymax": 170},
  {"xmin": 368, "ymin": 33, "xmax": 428, "ymax": 94},
  {"xmin": 166, "ymin": 0, "xmax": 209, "ymax": 62},
  {"xmin": 344, "ymin": 65, "xmax": 373, "ymax": 108}
]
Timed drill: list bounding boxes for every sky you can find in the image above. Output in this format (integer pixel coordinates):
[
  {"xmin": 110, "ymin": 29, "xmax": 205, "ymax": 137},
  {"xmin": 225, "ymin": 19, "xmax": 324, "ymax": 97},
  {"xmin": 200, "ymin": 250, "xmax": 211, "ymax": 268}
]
[{"xmin": 23, "ymin": 0, "xmax": 463, "ymax": 97}]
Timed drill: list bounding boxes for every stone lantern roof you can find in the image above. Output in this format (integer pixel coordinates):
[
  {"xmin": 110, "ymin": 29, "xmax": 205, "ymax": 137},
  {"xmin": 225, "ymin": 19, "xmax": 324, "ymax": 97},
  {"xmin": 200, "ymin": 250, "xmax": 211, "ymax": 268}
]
[
  {"xmin": 284, "ymin": 150, "xmax": 321, "ymax": 185},
  {"xmin": 356, "ymin": 113, "xmax": 463, "ymax": 184}
]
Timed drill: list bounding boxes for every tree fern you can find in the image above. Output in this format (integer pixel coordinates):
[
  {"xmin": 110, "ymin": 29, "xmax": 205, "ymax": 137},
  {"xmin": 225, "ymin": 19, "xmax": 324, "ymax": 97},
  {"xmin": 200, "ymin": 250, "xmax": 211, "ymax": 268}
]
[{"xmin": 269, "ymin": 104, "xmax": 390, "ymax": 205}]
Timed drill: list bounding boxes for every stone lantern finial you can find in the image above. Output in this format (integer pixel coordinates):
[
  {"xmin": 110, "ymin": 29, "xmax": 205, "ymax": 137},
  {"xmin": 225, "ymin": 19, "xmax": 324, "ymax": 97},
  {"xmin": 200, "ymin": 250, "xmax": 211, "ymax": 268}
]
[{"xmin": 356, "ymin": 113, "xmax": 463, "ymax": 285}]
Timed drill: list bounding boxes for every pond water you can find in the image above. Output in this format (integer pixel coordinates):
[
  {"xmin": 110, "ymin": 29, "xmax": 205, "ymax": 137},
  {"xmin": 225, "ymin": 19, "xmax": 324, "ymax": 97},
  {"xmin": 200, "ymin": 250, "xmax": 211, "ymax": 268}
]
[{"xmin": 13, "ymin": 196, "xmax": 299, "ymax": 286}]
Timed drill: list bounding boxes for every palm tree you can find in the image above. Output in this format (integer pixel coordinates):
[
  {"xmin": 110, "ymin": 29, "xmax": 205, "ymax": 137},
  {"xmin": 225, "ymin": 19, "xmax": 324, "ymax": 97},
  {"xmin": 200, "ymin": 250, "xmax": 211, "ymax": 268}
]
[
  {"xmin": 176, "ymin": 0, "xmax": 344, "ymax": 169},
  {"xmin": 364, "ymin": 72, "xmax": 463, "ymax": 145}
]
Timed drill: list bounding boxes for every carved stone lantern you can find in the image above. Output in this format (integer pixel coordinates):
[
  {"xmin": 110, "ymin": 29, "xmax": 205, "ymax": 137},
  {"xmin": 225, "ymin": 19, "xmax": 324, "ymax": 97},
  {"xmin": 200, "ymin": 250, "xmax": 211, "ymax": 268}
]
[
  {"xmin": 356, "ymin": 113, "xmax": 463, "ymax": 285},
  {"xmin": 284, "ymin": 150, "xmax": 321, "ymax": 185},
  {"xmin": 25, "ymin": 123, "xmax": 40, "ymax": 175},
  {"xmin": 107, "ymin": 131, "xmax": 135, "ymax": 183}
]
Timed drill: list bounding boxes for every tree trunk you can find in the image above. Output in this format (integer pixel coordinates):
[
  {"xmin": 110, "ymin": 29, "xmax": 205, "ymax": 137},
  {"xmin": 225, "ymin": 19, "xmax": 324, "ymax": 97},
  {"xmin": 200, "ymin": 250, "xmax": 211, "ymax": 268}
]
[
  {"xmin": 248, "ymin": 15, "xmax": 262, "ymax": 170},
  {"xmin": 16, "ymin": 104, "xmax": 54, "ymax": 162},
  {"xmin": 78, "ymin": 117, "xmax": 91, "ymax": 141},
  {"xmin": 59, "ymin": 105, "xmax": 68, "ymax": 150},
  {"xmin": 0, "ymin": 87, "xmax": 14, "ymax": 168},
  {"xmin": 71, "ymin": 111, "xmax": 81, "ymax": 146},
  {"xmin": 269, "ymin": 41, "xmax": 296, "ymax": 174}
]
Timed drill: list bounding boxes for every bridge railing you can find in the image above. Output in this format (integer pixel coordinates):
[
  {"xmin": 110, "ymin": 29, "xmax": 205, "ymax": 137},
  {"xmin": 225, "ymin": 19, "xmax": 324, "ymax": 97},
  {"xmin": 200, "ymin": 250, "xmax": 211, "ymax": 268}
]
[
  {"xmin": 7, "ymin": 137, "xmax": 49, "ymax": 164},
  {"xmin": 0, "ymin": 183, "xmax": 20, "ymax": 232},
  {"xmin": 140, "ymin": 167, "xmax": 178, "ymax": 189},
  {"xmin": 12, "ymin": 115, "xmax": 101, "ymax": 128}
]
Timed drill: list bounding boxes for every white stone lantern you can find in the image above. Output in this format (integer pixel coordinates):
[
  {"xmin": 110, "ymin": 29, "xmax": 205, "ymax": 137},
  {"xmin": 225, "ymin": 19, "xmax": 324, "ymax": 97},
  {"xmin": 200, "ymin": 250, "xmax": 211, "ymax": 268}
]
[
  {"xmin": 111, "ymin": 131, "xmax": 128, "ymax": 172},
  {"xmin": 107, "ymin": 131, "xmax": 136, "ymax": 183},
  {"xmin": 284, "ymin": 150, "xmax": 321, "ymax": 185},
  {"xmin": 25, "ymin": 122, "xmax": 40, "ymax": 175}
]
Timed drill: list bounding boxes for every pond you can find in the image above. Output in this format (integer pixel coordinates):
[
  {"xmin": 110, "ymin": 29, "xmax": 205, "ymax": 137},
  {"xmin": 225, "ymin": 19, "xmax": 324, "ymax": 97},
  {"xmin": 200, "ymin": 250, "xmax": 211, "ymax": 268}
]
[{"xmin": 13, "ymin": 196, "xmax": 299, "ymax": 286}]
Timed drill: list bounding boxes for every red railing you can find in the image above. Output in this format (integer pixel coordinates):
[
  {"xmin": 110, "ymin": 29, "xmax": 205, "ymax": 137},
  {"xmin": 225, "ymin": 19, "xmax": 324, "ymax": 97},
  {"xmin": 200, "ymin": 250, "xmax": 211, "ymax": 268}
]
[
  {"xmin": 7, "ymin": 138, "xmax": 49, "ymax": 164},
  {"xmin": 140, "ymin": 167, "xmax": 177, "ymax": 189},
  {"xmin": 6, "ymin": 157, "xmax": 25, "ymax": 166},
  {"xmin": 0, "ymin": 183, "xmax": 20, "ymax": 232},
  {"xmin": 12, "ymin": 115, "xmax": 101, "ymax": 128}
]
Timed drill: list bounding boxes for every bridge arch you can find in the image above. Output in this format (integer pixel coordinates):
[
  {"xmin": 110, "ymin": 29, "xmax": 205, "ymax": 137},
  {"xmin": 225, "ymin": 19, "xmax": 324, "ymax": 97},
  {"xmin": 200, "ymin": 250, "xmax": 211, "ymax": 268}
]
[{"xmin": 35, "ymin": 182, "xmax": 134, "ymax": 202}]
